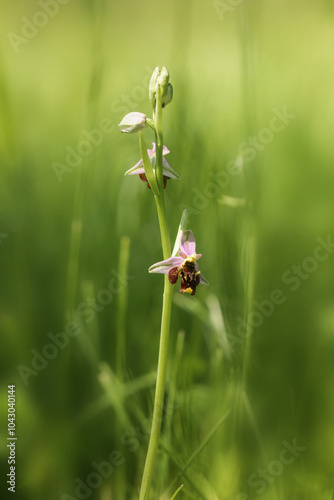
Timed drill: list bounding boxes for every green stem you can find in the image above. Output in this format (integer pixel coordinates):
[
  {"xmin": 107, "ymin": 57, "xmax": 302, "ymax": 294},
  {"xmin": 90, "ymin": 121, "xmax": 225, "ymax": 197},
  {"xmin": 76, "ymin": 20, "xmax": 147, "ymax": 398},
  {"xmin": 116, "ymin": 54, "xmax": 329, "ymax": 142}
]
[
  {"xmin": 138, "ymin": 86, "xmax": 173, "ymax": 500},
  {"xmin": 155, "ymin": 194, "xmax": 171, "ymax": 259},
  {"xmin": 139, "ymin": 275, "xmax": 173, "ymax": 500},
  {"xmin": 116, "ymin": 235, "xmax": 131, "ymax": 381},
  {"xmin": 115, "ymin": 238, "xmax": 130, "ymax": 500}
]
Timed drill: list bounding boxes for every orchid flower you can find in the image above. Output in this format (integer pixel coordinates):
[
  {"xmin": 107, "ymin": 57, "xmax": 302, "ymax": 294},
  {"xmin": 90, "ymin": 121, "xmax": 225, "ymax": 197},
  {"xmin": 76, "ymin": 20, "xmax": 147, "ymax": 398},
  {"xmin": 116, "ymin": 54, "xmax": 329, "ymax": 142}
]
[
  {"xmin": 124, "ymin": 142, "xmax": 180, "ymax": 189},
  {"xmin": 118, "ymin": 112, "xmax": 148, "ymax": 133},
  {"xmin": 149, "ymin": 230, "xmax": 208, "ymax": 295}
]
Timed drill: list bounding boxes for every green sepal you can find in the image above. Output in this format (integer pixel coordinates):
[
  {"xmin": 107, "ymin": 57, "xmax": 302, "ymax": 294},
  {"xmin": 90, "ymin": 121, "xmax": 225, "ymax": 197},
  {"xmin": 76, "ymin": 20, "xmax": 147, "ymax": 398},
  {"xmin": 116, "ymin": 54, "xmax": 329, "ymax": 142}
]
[
  {"xmin": 172, "ymin": 209, "xmax": 189, "ymax": 256},
  {"xmin": 162, "ymin": 83, "xmax": 173, "ymax": 108},
  {"xmin": 146, "ymin": 118, "xmax": 156, "ymax": 131},
  {"xmin": 158, "ymin": 66, "xmax": 170, "ymax": 96},
  {"xmin": 149, "ymin": 67, "xmax": 160, "ymax": 108}
]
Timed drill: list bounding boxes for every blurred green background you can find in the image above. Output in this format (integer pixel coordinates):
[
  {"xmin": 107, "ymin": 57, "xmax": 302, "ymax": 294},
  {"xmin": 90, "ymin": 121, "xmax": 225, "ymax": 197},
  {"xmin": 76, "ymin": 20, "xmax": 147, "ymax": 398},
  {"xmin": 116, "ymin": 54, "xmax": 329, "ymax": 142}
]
[{"xmin": 1, "ymin": 0, "xmax": 334, "ymax": 498}]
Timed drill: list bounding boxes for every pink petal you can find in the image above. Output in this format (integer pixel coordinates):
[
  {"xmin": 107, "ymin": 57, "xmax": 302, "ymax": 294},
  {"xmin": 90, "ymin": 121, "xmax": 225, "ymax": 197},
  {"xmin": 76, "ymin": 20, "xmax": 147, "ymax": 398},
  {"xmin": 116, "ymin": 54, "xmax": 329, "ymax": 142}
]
[
  {"xmin": 149, "ymin": 256, "xmax": 183, "ymax": 274},
  {"xmin": 125, "ymin": 166, "xmax": 145, "ymax": 176},
  {"xmin": 148, "ymin": 143, "xmax": 156, "ymax": 157},
  {"xmin": 180, "ymin": 230, "xmax": 196, "ymax": 256},
  {"xmin": 148, "ymin": 143, "xmax": 170, "ymax": 157}
]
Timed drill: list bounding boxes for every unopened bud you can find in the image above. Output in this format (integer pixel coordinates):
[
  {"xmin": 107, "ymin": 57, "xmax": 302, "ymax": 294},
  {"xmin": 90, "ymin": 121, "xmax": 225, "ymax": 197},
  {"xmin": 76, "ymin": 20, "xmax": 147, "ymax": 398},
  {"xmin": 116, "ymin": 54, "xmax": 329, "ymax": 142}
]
[
  {"xmin": 118, "ymin": 112, "xmax": 147, "ymax": 133},
  {"xmin": 148, "ymin": 66, "xmax": 172, "ymax": 109},
  {"xmin": 162, "ymin": 83, "xmax": 173, "ymax": 108},
  {"xmin": 157, "ymin": 66, "xmax": 170, "ymax": 97},
  {"xmin": 149, "ymin": 67, "xmax": 160, "ymax": 108}
]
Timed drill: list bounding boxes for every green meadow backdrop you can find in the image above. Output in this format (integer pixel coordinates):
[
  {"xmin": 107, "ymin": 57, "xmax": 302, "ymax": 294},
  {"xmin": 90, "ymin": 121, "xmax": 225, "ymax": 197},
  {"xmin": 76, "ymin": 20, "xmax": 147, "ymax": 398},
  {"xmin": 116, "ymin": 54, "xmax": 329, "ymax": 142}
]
[{"xmin": 1, "ymin": 1, "xmax": 334, "ymax": 499}]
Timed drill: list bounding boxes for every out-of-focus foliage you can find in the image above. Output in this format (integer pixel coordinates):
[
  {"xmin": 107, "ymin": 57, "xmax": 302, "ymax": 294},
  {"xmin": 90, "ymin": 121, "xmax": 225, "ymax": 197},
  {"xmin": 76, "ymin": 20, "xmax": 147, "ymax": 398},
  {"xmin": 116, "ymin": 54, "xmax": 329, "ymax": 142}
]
[{"xmin": 1, "ymin": 0, "xmax": 334, "ymax": 499}]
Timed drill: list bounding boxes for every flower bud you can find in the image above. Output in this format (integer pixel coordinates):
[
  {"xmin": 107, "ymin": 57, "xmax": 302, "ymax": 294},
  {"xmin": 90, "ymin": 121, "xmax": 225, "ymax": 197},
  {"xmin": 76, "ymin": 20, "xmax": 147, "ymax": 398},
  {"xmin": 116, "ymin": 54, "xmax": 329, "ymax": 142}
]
[
  {"xmin": 149, "ymin": 67, "xmax": 160, "ymax": 108},
  {"xmin": 162, "ymin": 83, "xmax": 173, "ymax": 108},
  {"xmin": 157, "ymin": 66, "xmax": 170, "ymax": 97},
  {"xmin": 148, "ymin": 66, "xmax": 172, "ymax": 109},
  {"xmin": 118, "ymin": 112, "xmax": 147, "ymax": 133}
]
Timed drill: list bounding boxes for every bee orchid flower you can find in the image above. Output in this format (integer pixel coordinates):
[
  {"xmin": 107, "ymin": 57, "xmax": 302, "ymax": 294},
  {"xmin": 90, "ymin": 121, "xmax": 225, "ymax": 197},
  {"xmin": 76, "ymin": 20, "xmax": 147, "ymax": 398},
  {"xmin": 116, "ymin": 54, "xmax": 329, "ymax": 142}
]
[
  {"xmin": 149, "ymin": 230, "xmax": 208, "ymax": 295},
  {"xmin": 125, "ymin": 143, "xmax": 180, "ymax": 189}
]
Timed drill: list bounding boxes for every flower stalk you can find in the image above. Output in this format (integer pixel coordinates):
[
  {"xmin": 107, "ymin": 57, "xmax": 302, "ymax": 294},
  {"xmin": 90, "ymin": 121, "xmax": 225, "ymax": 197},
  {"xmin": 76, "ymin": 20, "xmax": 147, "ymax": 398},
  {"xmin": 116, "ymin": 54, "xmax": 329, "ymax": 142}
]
[
  {"xmin": 138, "ymin": 78, "xmax": 172, "ymax": 500},
  {"xmin": 118, "ymin": 66, "xmax": 207, "ymax": 499}
]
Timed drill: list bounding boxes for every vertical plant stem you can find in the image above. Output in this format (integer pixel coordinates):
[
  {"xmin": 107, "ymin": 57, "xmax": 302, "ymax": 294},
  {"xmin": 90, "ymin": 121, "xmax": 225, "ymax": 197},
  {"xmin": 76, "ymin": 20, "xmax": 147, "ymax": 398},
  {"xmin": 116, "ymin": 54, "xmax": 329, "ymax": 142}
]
[
  {"xmin": 234, "ymin": 1, "xmax": 258, "ymax": 443},
  {"xmin": 65, "ymin": 182, "xmax": 84, "ymax": 322},
  {"xmin": 241, "ymin": 228, "xmax": 256, "ymax": 394},
  {"xmin": 139, "ymin": 276, "xmax": 173, "ymax": 500},
  {"xmin": 65, "ymin": 0, "xmax": 105, "ymax": 323},
  {"xmin": 159, "ymin": 330, "xmax": 185, "ymax": 489},
  {"xmin": 154, "ymin": 194, "xmax": 170, "ymax": 259},
  {"xmin": 116, "ymin": 235, "xmax": 131, "ymax": 380},
  {"xmin": 115, "ymin": 237, "xmax": 130, "ymax": 500},
  {"xmin": 138, "ymin": 85, "xmax": 173, "ymax": 500}
]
